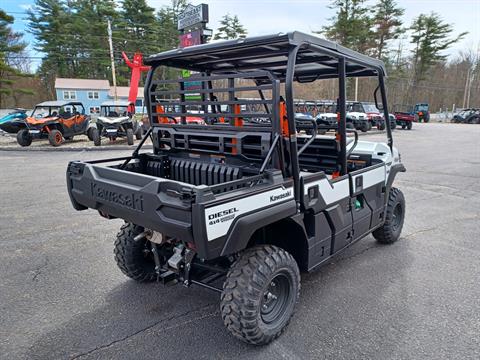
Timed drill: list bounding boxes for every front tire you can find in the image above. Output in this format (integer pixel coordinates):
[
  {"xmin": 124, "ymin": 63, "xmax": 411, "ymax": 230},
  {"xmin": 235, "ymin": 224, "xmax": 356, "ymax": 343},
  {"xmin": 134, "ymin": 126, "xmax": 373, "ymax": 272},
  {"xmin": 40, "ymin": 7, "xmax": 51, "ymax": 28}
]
[
  {"xmin": 48, "ymin": 129, "xmax": 63, "ymax": 146},
  {"xmin": 373, "ymin": 187, "xmax": 405, "ymax": 244},
  {"xmin": 135, "ymin": 127, "xmax": 142, "ymax": 140},
  {"xmin": 407, "ymin": 121, "xmax": 412, "ymax": 130},
  {"xmin": 16, "ymin": 129, "xmax": 32, "ymax": 147},
  {"xmin": 91, "ymin": 128, "xmax": 101, "ymax": 146},
  {"xmin": 221, "ymin": 245, "xmax": 300, "ymax": 345},
  {"xmin": 114, "ymin": 223, "xmax": 157, "ymax": 282},
  {"xmin": 126, "ymin": 128, "xmax": 134, "ymax": 145}
]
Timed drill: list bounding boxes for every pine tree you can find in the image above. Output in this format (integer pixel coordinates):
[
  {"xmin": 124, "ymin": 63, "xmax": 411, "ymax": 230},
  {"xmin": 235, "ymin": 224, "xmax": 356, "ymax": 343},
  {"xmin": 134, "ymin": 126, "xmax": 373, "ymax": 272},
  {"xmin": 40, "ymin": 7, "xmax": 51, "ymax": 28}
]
[
  {"xmin": 409, "ymin": 12, "xmax": 467, "ymax": 104},
  {"xmin": 116, "ymin": 0, "xmax": 160, "ymax": 83},
  {"xmin": 372, "ymin": 0, "xmax": 404, "ymax": 59},
  {"xmin": 27, "ymin": 0, "xmax": 71, "ymax": 88},
  {"xmin": 69, "ymin": 0, "xmax": 119, "ymax": 80},
  {"xmin": 214, "ymin": 14, "xmax": 247, "ymax": 40},
  {"xmin": 0, "ymin": 9, "xmax": 33, "ymax": 107},
  {"xmin": 157, "ymin": 0, "xmax": 190, "ymax": 50},
  {"xmin": 320, "ymin": 0, "xmax": 373, "ymax": 53}
]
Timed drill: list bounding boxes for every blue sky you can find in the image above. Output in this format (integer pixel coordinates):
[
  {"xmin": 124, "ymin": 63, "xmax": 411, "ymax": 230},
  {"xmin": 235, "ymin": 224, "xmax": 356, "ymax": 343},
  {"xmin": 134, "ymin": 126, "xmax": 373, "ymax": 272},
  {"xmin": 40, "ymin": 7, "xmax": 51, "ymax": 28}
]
[{"xmin": 3, "ymin": 0, "xmax": 479, "ymax": 71}]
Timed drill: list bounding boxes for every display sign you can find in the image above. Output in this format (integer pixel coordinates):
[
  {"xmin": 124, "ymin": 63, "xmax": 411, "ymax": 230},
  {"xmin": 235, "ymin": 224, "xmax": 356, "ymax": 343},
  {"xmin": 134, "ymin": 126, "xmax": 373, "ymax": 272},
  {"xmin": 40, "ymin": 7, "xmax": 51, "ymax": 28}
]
[
  {"xmin": 179, "ymin": 30, "xmax": 202, "ymax": 48},
  {"xmin": 178, "ymin": 4, "xmax": 209, "ymax": 31}
]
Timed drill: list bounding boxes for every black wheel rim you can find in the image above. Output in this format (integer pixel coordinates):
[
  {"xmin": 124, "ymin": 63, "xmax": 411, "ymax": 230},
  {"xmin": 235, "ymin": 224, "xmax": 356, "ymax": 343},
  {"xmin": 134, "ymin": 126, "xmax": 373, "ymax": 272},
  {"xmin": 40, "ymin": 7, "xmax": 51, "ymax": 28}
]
[
  {"xmin": 392, "ymin": 203, "xmax": 403, "ymax": 231},
  {"xmin": 260, "ymin": 272, "xmax": 292, "ymax": 326}
]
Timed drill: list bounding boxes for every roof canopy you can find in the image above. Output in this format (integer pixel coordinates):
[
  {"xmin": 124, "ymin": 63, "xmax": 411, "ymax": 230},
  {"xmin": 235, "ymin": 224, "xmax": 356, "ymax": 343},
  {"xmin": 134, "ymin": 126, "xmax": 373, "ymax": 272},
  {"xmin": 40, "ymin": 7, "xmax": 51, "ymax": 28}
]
[
  {"xmin": 36, "ymin": 101, "xmax": 83, "ymax": 107},
  {"xmin": 55, "ymin": 78, "xmax": 110, "ymax": 90},
  {"xmin": 145, "ymin": 32, "xmax": 386, "ymax": 82},
  {"xmin": 101, "ymin": 100, "xmax": 132, "ymax": 107}
]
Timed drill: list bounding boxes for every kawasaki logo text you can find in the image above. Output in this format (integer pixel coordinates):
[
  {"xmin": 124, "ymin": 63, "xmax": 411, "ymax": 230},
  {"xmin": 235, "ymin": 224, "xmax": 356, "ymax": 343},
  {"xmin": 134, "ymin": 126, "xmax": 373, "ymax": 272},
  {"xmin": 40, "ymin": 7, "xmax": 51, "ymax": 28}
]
[
  {"xmin": 91, "ymin": 183, "xmax": 144, "ymax": 212},
  {"xmin": 270, "ymin": 190, "xmax": 291, "ymax": 202}
]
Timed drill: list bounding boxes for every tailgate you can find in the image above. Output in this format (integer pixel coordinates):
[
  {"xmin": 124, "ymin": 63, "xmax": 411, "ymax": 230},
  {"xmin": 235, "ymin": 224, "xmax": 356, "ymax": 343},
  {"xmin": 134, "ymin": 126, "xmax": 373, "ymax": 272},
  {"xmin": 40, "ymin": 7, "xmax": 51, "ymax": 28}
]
[{"xmin": 67, "ymin": 161, "xmax": 200, "ymax": 242}]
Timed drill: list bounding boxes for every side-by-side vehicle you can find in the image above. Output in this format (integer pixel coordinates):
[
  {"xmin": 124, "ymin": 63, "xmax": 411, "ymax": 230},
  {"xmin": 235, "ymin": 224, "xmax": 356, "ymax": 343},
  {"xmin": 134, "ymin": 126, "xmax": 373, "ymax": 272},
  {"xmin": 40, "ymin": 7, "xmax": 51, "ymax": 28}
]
[
  {"xmin": 17, "ymin": 101, "xmax": 90, "ymax": 147},
  {"xmin": 66, "ymin": 32, "xmax": 406, "ymax": 345}
]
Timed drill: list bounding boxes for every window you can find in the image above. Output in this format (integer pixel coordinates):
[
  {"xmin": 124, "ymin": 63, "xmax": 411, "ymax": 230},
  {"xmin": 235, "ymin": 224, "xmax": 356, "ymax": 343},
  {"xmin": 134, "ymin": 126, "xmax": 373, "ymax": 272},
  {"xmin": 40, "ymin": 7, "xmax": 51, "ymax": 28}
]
[
  {"xmin": 88, "ymin": 91, "xmax": 99, "ymax": 99},
  {"xmin": 63, "ymin": 90, "xmax": 76, "ymax": 100},
  {"xmin": 89, "ymin": 106, "xmax": 100, "ymax": 114}
]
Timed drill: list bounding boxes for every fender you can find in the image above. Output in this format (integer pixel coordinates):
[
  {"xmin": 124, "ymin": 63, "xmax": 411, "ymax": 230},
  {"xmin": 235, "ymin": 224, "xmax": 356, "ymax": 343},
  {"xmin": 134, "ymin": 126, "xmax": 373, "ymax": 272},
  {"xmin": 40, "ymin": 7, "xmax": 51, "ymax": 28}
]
[
  {"xmin": 386, "ymin": 163, "xmax": 406, "ymax": 194},
  {"xmin": 220, "ymin": 200, "xmax": 297, "ymax": 256}
]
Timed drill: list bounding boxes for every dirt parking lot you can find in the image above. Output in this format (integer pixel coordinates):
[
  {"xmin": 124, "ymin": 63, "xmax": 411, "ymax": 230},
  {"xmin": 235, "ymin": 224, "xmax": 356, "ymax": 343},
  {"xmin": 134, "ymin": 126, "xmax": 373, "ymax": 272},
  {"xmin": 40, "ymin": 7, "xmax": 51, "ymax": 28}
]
[{"xmin": 0, "ymin": 122, "xmax": 479, "ymax": 360}]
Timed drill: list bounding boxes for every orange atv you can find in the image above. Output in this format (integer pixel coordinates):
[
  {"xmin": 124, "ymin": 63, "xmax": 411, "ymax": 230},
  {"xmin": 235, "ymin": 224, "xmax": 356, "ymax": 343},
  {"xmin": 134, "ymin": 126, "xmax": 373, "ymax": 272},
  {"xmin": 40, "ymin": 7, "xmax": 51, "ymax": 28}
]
[{"xmin": 16, "ymin": 101, "xmax": 91, "ymax": 147}]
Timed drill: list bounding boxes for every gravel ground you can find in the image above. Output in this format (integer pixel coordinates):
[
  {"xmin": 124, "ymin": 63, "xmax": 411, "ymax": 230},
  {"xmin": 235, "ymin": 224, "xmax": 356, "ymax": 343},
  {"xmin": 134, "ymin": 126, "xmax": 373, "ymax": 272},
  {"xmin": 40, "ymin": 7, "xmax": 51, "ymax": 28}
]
[
  {"xmin": 0, "ymin": 133, "xmax": 152, "ymax": 149},
  {"xmin": 0, "ymin": 122, "xmax": 479, "ymax": 360}
]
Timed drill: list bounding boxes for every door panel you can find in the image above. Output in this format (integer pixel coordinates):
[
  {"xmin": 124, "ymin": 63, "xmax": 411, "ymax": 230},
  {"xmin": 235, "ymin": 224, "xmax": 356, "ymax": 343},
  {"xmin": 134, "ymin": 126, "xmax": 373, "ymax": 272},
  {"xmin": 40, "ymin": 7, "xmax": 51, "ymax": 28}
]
[{"xmin": 349, "ymin": 163, "xmax": 386, "ymax": 239}]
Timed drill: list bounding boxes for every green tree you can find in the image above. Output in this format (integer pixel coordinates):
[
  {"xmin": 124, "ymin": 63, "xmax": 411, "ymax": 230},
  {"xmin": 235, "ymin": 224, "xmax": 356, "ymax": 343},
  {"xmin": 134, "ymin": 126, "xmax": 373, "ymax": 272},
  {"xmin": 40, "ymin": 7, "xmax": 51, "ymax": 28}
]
[
  {"xmin": 372, "ymin": 0, "xmax": 404, "ymax": 59},
  {"xmin": 320, "ymin": 0, "xmax": 372, "ymax": 53},
  {"xmin": 214, "ymin": 14, "xmax": 247, "ymax": 40},
  {"xmin": 27, "ymin": 0, "xmax": 71, "ymax": 92},
  {"xmin": 0, "ymin": 9, "xmax": 33, "ymax": 107},
  {"xmin": 69, "ymin": 0, "xmax": 119, "ymax": 80},
  {"xmin": 409, "ymin": 12, "xmax": 467, "ymax": 103},
  {"xmin": 115, "ymin": 0, "xmax": 159, "ymax": 83},
  {"xmin": 157, "ymin": 0, "xmax": 190, "ymax": 50}
]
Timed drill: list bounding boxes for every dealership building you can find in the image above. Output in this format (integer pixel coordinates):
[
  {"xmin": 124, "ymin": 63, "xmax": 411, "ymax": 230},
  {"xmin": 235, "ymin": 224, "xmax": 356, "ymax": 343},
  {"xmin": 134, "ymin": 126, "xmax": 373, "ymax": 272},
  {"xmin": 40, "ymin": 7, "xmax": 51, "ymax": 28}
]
[{"xmin": 54, "ymin": 78, "xmax": 144, "ymax": 114}]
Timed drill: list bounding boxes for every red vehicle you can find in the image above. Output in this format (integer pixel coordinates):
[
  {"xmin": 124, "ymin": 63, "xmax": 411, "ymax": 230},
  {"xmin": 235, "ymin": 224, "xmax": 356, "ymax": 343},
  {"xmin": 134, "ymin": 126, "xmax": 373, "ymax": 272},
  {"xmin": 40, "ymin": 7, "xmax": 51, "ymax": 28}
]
[{"xmin": 394, "ymin": 112, "xmax": 414, "ymax": 130}]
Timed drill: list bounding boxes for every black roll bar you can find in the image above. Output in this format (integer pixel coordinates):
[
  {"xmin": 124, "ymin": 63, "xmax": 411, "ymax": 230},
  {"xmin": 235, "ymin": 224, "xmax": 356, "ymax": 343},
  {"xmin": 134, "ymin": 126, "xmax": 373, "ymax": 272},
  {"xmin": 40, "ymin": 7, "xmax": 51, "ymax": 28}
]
[
  {"xmin": 338, "ymin": 57, "xmax": 347, "ymax": 176},
  {"xmin": 285, "ymin": 45, "xmax": 302, "ymax": 205},
  {"xmin": 378, "ymin": 74, "xmax": 393, "ymax": 150}
]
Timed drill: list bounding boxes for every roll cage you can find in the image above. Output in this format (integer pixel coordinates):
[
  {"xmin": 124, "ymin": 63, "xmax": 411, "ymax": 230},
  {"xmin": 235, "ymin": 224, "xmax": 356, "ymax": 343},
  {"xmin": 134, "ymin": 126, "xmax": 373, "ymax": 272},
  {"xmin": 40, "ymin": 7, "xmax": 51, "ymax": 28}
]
[{"xmin": 143, "ymin": 31, "xmax": 393, "ymax": 203}]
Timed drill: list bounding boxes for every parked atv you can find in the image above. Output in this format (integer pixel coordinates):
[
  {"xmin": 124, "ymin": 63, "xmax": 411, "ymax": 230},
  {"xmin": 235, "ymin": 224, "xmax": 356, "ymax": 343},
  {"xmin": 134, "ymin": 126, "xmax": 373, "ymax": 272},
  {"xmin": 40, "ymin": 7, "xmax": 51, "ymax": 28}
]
[
  {"xmin": 347, "ymin": 101, "xmax": 383, "ymax": 129},
  {"xmin": 347, "ymin": 111, "xmax": 371, "ymax": 132},
  {"xmin": 375, "ymin": 113, "xmax": 397, "ymax": 131},
  {"xmin": 16, "ymin": 101, "xmax": 90, "ymax": 147},
  {"xmin": 452, "ymin": 108, "xmax": 480, "ymax": 124},
  {"xmin": 394, "ymin": 112, "xmax": 414, "ymax": 130},
  {"xmin": 0, "ymin": 109, "xmax": 28, "ymax": 134},
  {"xmin": 89, "ymin": 101, "xmax": 142, "ymax": 146}
]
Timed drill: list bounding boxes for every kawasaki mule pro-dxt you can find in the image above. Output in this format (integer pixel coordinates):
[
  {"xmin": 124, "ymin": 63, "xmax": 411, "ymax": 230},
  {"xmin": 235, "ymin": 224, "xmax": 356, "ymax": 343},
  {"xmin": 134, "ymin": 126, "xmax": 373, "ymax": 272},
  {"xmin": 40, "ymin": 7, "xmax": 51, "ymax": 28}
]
[{"xmin": 66, "ymin": 32, "xmax": 406, "ymax": 345}]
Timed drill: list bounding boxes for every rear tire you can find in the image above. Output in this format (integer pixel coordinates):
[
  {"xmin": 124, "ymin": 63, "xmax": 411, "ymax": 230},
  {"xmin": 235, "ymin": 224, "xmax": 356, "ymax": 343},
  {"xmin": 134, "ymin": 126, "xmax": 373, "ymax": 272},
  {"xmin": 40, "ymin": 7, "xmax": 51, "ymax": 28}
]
[
  {"xmin": 221, "ymin": 245, "xmax": 300, "ymax": 345},
  {"xmin": 135, "ymin": 127, "xmax": 142, "ymax": 140},
  {"xmin": 407, "ymin": 122, "xmax": 412, "ymax": 130},
  {"xmin": 360, "ymin": 123, "xmax": 368, "ymax": 132},
  {"xmin": 91, "ymin": 128, "xmax": 101, "ymax": 146},
  {"xmin": 48, "ymin": 129, "xmax": 63, "ymax": 147},
  {"xmin": 16, "ymin": 129, "xmax": 32, "ymax": 147},
  {"xmin": 126, "ymin": 128, "xmax": 134, "ymax": 145},
  {"xmin": 114, "ymin": 223, "xmax": 157, "ymax": 282},
  {"xmin": 373, "ymin": 187, "xmax": 405, "ymax": 244}
]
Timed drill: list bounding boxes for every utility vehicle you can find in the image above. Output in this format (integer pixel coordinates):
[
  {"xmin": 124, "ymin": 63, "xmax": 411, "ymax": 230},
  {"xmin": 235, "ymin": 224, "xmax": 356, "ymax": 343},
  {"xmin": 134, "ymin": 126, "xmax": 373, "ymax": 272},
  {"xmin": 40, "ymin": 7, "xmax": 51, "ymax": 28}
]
[
  {"xmin": 0, "ymin": 109, "xmax": 27, "ymax": 133},
  {"xmin": 394, "ymin": 112, "xmax": 414, "ymax": 129},
  {"xmin": 452, "ymin": 108, "xmax": 480, "ymax": 124},
  {"xmin": 66, "ymin": 32, "xmax": 406, "ymax": 345},
  {"xmin": 90, "ymin": 101, "xmax": 142, "ymax": 146},
  {"xmin": 17, "ymin": 101, "xmax": 90, "ymax": 147},
  {"xmin": 414, "ymin": 103, "xmax": 430, "ymax": 122}
]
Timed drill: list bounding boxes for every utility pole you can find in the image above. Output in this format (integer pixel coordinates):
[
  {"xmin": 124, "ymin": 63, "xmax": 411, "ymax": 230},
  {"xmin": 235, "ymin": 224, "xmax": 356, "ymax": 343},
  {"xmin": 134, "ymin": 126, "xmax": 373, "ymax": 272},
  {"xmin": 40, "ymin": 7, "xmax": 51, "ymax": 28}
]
[
  {"xmin": 462, "ymin": 67, "xmax": 470, "ymax": 108},
  {"xmin": 107, "ymin": 19, "xmax": 117, "ymax": 100},
  {"xmin": 354, "ymin": 77, "xmax": 359, "ymax": 101}
]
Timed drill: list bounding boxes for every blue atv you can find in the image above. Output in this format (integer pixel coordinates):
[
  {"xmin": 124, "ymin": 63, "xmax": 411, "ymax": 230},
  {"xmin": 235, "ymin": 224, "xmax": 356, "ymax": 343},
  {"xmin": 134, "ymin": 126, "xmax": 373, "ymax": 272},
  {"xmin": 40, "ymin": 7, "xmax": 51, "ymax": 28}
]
[{"xmin": 0, "ymin": 109, "xmax": 28, "ymax": 133}]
